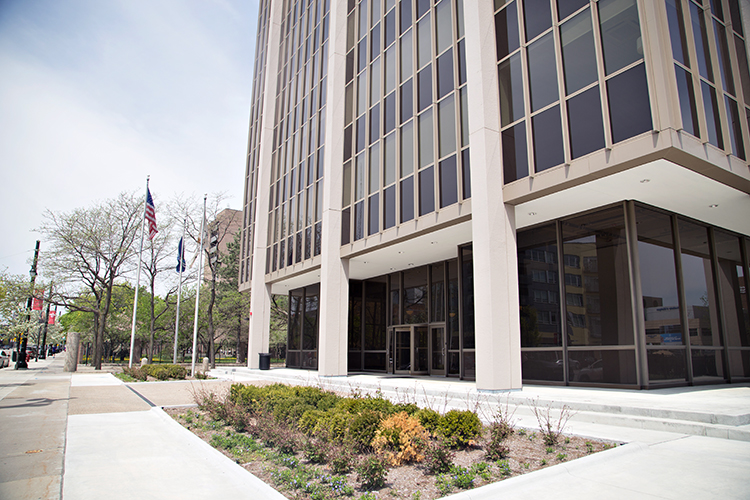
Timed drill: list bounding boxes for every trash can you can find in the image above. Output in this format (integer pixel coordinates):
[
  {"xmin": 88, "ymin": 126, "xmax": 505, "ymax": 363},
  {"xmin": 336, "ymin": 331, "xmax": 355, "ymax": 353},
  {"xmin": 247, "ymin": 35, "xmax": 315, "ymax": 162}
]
[{"xmin": 259, "ymin": 353, "xmax": 271, "ymax": 370}]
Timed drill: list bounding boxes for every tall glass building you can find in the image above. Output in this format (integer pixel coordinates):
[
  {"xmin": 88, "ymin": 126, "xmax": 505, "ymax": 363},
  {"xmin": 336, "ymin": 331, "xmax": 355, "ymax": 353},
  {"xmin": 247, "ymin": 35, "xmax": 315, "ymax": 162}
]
[{"xmin": 240, "ymin": 0, "xmax": 750, "ymax": 389}]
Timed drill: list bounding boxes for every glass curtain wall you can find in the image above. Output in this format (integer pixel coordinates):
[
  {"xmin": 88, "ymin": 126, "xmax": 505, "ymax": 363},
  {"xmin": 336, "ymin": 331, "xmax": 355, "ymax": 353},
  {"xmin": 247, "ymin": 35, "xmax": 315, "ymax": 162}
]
[
  {"xmin": 341, "ymin": 0, "xmax": 471, "ymax": 246},
  {"xmin": 287, "ymin": 284, "xmax": 320, "ymax": 369}
]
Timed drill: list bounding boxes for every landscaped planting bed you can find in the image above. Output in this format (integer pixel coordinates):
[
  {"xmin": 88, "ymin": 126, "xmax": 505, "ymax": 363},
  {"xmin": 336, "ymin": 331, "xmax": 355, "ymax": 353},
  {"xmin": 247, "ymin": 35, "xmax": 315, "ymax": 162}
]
[{"xmin": 166, "ymin": 383, "xmax": 615, "ymax": 500}]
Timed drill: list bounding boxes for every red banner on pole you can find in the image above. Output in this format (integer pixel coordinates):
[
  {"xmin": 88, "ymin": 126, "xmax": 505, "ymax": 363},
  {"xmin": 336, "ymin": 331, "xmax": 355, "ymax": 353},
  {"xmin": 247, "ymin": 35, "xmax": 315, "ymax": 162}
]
[
  {"xmin": 32, "ymin": 296, "xmax": 43, "ymax": 311},
  {"xmin": 48, "ymin": 310, "xmax": 56, "ymax": 324}
]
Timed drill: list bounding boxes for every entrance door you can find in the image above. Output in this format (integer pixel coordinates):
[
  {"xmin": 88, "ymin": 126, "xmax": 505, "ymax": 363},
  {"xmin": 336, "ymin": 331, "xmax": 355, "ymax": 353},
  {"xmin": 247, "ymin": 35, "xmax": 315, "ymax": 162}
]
[
  {"xmin": 413, "ymin": 326, "xmax": 429, "ymax": 374},
  {"xmin": 430, "ymin": 326, "xmax": 445, "ymax": 375},
  {"xmin": 394, "ymin": 327, "xmax": 411, "ymax": 373}
]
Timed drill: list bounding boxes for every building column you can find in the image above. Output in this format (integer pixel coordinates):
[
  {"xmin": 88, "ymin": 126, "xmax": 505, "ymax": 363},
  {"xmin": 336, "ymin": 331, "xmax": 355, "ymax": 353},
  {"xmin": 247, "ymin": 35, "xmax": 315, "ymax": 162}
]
[
  {"xmin": 247, "ymin": 0, "xmax": 283, "ymax": 369},
  {"xmin": 317, "ymin": 0, "xmax": 350, "ymax": 377},
  {"xmin": 464, "ymin": 1, "xmax": 522, "ymax": 391}
]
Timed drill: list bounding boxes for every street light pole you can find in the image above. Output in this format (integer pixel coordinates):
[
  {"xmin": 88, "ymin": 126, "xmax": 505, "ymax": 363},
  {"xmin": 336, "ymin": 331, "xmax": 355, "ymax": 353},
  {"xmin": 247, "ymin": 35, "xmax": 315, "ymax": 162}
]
[{"xmin": 16, "ymin": 240, "xmax": 40, "ymax": 370}]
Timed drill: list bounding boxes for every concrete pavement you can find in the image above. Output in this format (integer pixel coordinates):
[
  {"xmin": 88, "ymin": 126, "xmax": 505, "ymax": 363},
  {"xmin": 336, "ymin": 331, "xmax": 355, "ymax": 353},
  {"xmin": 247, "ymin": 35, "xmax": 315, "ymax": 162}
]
[{"xmin": 1, "ymin": 357, "xmax": 749, "ymax": 499}]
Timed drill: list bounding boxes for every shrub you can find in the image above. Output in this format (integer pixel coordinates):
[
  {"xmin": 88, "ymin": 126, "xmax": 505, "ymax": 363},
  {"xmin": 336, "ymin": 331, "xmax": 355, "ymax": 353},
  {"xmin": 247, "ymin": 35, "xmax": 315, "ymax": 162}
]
[
  {"xmin": 302, "ymin": 438, "xmax": 329, "ymax": 463},
  {"xmin": 529, "ymin": 399, "xmax": 573, "ymax": 447},
  {"xmin": 423, "ymin": 437, "xmax": 454, "ymax": 474},
  {"xmin": 438, "ymin": 410, "xmax": 482, "ymax": 448},
  {"xmin": 229, "ymin": 384, "xmax": 264, "ymax": 411},
  {"xmin": 371, "ymin": 412, "xmax": 429, "ymax": 466},
  {"xmin": 395, "ymin": 402, "xmax": 419, "ymax": 415},
  {"xmin": 122, "ymin": 366, "xmax": 147, "ymax": 381},
  {"xmin": 328, "ymin": 445, "xmax": 355, "ymax": 474},
  {"xmin": 299, "ymin": 409, "xmax": 326, "ymax": 434},
  {"xmin": 348, "ymin": 410, "xmax": 383, "ymax": 451},
  {"xmin": 141, "ymin": 364, "xmax": 186, "ymax": 380},
  {"xmin": 314, "ymin": 410, "xmax": 354, "ymax": 442},
  {"xmin": 356, "ymin": 456, "xmax": 389, "ymax": 490},
  {"xmin": 484, "ymin": 422, "xmax": 512, "ymax": 460},
  {"xmin": 415, "ymin": 408, "xmax": 442, "ymax": 434}
]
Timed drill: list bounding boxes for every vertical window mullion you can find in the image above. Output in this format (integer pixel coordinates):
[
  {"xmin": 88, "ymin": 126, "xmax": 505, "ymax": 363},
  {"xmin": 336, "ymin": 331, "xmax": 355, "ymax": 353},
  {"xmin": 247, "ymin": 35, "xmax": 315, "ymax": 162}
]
[
  {"xmin": 705, "ymin": 12, "xmax": 732, "ymax": 153},
  {"xmin": 517, "ymin": 0, "xmax": 535, "ymax": 175},
  {"xmin": 590, "ymin": 1, "xmax": 613, "ymax": 148},
  {"xmin": 551, "ymin": 4, "xmax": 570, "ymax": 165}
]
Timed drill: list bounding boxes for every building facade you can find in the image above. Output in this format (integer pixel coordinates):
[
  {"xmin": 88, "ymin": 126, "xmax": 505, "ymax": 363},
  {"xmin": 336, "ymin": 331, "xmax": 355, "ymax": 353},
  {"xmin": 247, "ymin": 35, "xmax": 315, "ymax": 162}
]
[{"xmin": 240, "ymin": 0, "xmax": 750, "ymax": 389}]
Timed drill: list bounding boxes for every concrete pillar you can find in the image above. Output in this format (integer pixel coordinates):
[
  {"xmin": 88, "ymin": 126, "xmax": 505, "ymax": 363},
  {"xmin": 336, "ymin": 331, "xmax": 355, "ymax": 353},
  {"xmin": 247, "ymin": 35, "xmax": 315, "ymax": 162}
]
[
  {"xmin": 317, "ymin": 0, "xmax": 350, "ymax": 377},
  {"xmin": 64, "ymin": 332, "xmax": 79, "ymax": 373},
  {"xmin": 464, "ymin": 0, "xmax": 522, "ymax": 391},
  {"xmin": 247, "ymin": 0, "xmax": 284, "ymax": 369}
]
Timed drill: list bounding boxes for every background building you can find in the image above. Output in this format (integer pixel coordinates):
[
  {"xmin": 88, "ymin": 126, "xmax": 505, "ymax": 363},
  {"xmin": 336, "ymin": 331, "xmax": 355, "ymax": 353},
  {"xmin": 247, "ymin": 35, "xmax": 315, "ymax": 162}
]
[{"xmin": 240, "ymin": 0, "xmax": 750, "ymax": 389}]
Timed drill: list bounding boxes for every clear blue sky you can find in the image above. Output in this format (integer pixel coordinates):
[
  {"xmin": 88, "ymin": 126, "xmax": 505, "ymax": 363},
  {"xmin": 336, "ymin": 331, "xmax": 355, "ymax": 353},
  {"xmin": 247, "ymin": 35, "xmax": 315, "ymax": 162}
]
[{"xmin": 0, "ymin": 0, "xmax": 259, "ymax": 278}]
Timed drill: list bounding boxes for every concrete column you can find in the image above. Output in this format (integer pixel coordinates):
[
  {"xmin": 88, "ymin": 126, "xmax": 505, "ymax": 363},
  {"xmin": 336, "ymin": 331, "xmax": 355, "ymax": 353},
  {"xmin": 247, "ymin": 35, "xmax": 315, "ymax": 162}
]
[
  {"xmin": 248, "ymin": 0, "xmax": 283, "ymax": 369},
  {"xmin": 317, "ymin": 0, "xmax": 350, "ymax": 377},
  {"xmin": 64, "ymin": 332, "xmax": 79, "ymax": 372},
  {"xmin": 464, "ymin": 1, "xmax": 522, "ymax": 391}
]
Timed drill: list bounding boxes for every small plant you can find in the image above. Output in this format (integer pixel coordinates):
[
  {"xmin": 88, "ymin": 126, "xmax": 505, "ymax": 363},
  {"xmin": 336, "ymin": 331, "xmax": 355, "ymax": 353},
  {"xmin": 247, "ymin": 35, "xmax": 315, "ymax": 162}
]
[
  {"xmin": 371, "ymin": 412, "xmax": 429, "ymax": 466},
  {"xmin": 437, "ymin": 410, "xmax": 482, "ymax": 448},
  {"xmin": 122, "ymin": 366, "xmax": 147, "ymax": 381},
  {"xmin": 422, "ymin": 437, "xmax": 454, "ymax": 474},
  {"xmin": 522, "ymin": 462, "xmax": 531, "ymax": 470},
  {"xmin": 496, "ymin": 459, "xmax": 511, "ymax": 476},
  {"xmin": 540, "ymin": 458, "xmax": 548, "ymax": 466},
  {"xmin": 529, "ymin": 399, "xmax": 574, "ymax": 447},
  {"xmin": 484, "ymin": 423, "xmax": 511, "ymax": 460},
  {"xmin": 470, "ymin": 462, "xmax": 491, "ymax": 481},
  {"xmin": 194, "ymin": 371, "xmax": 209, "ymax": 380},
  {"xmin": 435, "ymin": 465, "xmax": 475, "ymax": 495},
  {"xmin": 303, "ymin": 438, "xmax": 329, "ymax": 463},
  {"xmin": 528, "ymin": 432, "xmax": 537, "ymax": 441},
  {"xmin": 556, "ymin": 453, "xmax": 567, "ymax": 461},
  {"xmin": 412, "ymin": 491, "xmax": 422, "ymax": 500},
  {"xmin": 329, "ymin": 445, "xmax": 355, "ymax": 474},
  {"xmin": 585, "ymin": 441, "xmax": 594, "ymax": 454},
  {"xmin": 545, "ymin": 446, "xmax": 554, "ymax": 454},
  {"xmin": 517, "ymin": 428, "xmax": 527, "ymax": 436},
  {"xmin": 565, "ymin": 437, "xmax": 571, "ymax": 444},
  {"xmin": 356, "ymin": 456, "xmax": 389, "ymax": 490},
  {"xmin": 359, "ymin": 493, "xmax": 378, "ymax": 500}
]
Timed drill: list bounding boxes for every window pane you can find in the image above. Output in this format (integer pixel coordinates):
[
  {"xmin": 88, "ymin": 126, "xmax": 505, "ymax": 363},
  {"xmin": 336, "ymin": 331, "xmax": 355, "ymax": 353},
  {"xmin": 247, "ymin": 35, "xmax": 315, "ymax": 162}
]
[
  {"xmin": 460, "ymin": 86, "xmax": 469, "ymax": 147},
  {"xmin": 523, "ymin": 0, "xmax": 552, "ymax": 42},
  {"xmin": 384, "ymin": 132, "xmax": 397, "ymax": 184},
  {"xmin": 401, "ymin": 0, "xmax": 412, "ymax": 34},
  {"xmin": 418, "ymin": 64, "xmax": 433, "ymax": 111},
  {"xmin": 437, "ymin": 49, "xmax": 454, "ymax": 100},
  {"xmin": 461, "ymin": 147, "xmax": 471, "ymax": 199},
  {"xmin": 495, "ymin": 1, "xmax": 519, "ymax": 61},
  {"xmin": 384, "ymin": 184, "xmax": 396, "ymax": 228},
  {"xmin": 371, "ymin": 23, "xmax": 381, "ymax": 61},
  {"xmin": 385, "ymin": 45, "xmax": 396, "ymax": 93},
  {"xmin": 419, "ymin": 165, "xmax": 435, "ymax": 215},
  {"xmin": 436, "ymin": 0, "xmax": 452, "ymax": 54},
  {"xmin": 607, "ymin": 63, "xmax": 652, "ymax": 143},
  {"xmin": 439, "ymin": 94, "xmax": 457, "ymax": 157},
  {"xmin": 725, "ymin": 96, "xmax": 745, "ymax": 160},
  {"xmin": 690, "ymin": 1, "xmax": 714, "ymax": 82},
  {"xmin": 528, "ymin": 32, "xmax": 558, "ymax": 112},
  {"xmin": 665, "ymin": 0, "xmax": 690, "ymax": 67},
  {"xmin": 343, "ymin": 160, "xmax": 352, "ymax": 205},
  {"xmin": 416, "ymin": 0, "xmax": 430, "ymax": 19},
  {"xmin": 357, "ymin": 115, "xmax": 366, "ymax": 152},
  {"xmin": 358, "ymin": 38, "xmax": 368, "ymax": 72},
  {"xmin": 401, "ymin": 119, "xmax": 414, "ymax": 176},
  {"xmin": 360, "ymin": 0, "xmax": 369, "ymax": 35},
  {"xmin": 569, "ymin": 350, "xmax": 637, "ymax": 384},
  {"xmin": 400, "ymin": 175, "xmax": 414, "ymax": 222},
  {"xmin": 418, "ymin": 13, "xmax": 432, "ymax": 68},
  {"xmin": 371, "ymin": 58, "xmax": 381, "ymax": 106},
  {"xmin": 370, "ymin": 104, "xmax": 380, "ymax": 144},
  {"xmin": 419, "ymin": 108, "xmax": 434, "ymax": 168},
  {"xmin": 401, "ymin": 28, "xmax": 413, "ymax": 82},
  {"xmin": 532, "ymin": 105, "xmax": 564, "ymax": 172},
  {"xmin": 678, "ymin": 219, "xmax": 721, "ymax": 350},
  {"xmin": 502, "ymin": 121, "xmax": 528, "ymax": 183},
  {"xmin": 561, "ymin": 9, "xmax": 597, "ymax": 95},
  {"xmin": 675, "ymin": 65, "xmax": 699, "ymax": 136},
  {"xmin": 385, "ymin": 8, "xmax": 396, "ymax": 47},
  {"xmin": 557, "ymin": 0, "xmax": 587, "ymax": 21},
  {"xmin": 734, "ymin": 36, "xmax": 750, "ymax": 106},
  {"xmin": 358, "ymin": 73, "xmax": 367, "ymax": 115},
  {"xmin": 714, "ymin": 21, "xmax": 734, "ymax": 95},
  {"xmin": 599, "ymin": 0, "xmax": 642, "ymax": 75},
  {"xmin": 439, "ymin": 154, "xmax": 458, "ymax": 207},
  {"xmin": 561, "ymin": 206, "xmax": 633, "ymax": 346},
  {"xmin": 498, "ymin": 52, "xmax": 525, "ymax": 126},
  {"xmin": 714, "ymin": 231, "xmax": 749, "ymax": 347},
  {"xmin": 369, "ymin": 143, "xmax": 380, "ymax": 193},
  {"xmin": 456, "ymin": 0, "xmax": 465, "ymax": 39},
  {"xmin": 517, "ymin": 223, "xmax": 561, "ymax": 347},
  {"xmin": 458, "ymin": 38, "xmax": 467, "ymax": 85},
  {"xmin": 384, "ymin": 92, "xmax": 396, "ymax": 134},
  {"xmin": 354, "ymin": 200, "xmax": 365, "ymax": 240},
  {"xmin": 345, "ymin": 83, "xmax": 354, "ymax": 125},
  {"xmin": 521, "ymin": 350, "xmax": 564, "ymax": 381},
  {"xmin": 568, "ymin": 86, "xmax": 605, "ymax": 159},
  {"xmin": 356, "ymin": 153, "xmax": 366, "ymax": 200},
  {"xmin": 401, "ymin": 78, "xmax": 414, "ymax": 123},
  {"xmin": 701, "ymin": 81, "xmax": 723, "ymax": 149},
  {"xmin": 368, "ymin": 194, "xmax": 380, "ymax": 235}
]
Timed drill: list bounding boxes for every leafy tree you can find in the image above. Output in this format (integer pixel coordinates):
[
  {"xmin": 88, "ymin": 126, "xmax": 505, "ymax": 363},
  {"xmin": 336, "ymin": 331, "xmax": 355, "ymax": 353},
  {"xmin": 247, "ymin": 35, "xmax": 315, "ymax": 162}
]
[
  {"xmin": 215, "ymin": 231, "xmax": 251, "ymax": 363},
  {"xmin": 38, "ymin": 191, "xmax": 142, "ymax": 369}
]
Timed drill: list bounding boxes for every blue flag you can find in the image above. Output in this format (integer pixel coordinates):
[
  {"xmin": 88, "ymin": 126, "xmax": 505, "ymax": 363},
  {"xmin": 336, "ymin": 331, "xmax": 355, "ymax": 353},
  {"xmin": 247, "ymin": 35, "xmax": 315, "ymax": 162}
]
[{"xmin": 176, "ymin": 237, "xmax": 186, "ymax": 273}]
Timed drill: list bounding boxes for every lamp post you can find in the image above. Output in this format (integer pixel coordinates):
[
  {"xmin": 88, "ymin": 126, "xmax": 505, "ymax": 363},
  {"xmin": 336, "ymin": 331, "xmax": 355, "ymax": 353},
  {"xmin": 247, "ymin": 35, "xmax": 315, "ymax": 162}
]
[{"xmin": 16, "ymin": 240, "xmax": 40, "ymax": 370}]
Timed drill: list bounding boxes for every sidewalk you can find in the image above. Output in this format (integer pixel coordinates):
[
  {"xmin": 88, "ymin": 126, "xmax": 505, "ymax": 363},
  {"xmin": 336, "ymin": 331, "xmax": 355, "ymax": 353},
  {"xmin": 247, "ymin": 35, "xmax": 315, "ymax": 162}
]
[{"xmin": 1, "ymin": 358, "xmax": 749, "ymax": 499}]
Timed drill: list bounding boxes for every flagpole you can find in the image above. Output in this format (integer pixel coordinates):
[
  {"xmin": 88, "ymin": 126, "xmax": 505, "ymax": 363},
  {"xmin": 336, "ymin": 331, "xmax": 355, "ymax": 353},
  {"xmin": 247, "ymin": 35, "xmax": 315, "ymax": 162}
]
[
  {"xmin": 129, "ymin": 177, "xmax": 149, "ymax": 368},
  {"xmin": 173, "ymin": 217, "xmax": 187, "ymax": 364},
  {"xmin": 191, "ymin": 195, "xmax": 207, "ymax": 376}
]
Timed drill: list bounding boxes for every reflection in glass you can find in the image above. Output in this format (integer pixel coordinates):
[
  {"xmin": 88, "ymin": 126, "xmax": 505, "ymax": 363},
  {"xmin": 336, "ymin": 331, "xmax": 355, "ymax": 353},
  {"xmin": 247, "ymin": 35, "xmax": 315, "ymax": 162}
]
[
  {"xmin": 647, "ymin": 348, "xmax": 687, "ymax": 381},
  {"xmin": 370, "ymin": 104, "xmax": 380, "ymax": 144},
  {"xmin": 401, "ymin": 79, "xmax": 414, "ymax": 123},
  {"xmin": 692, "ymin": 349, "xmax": 724, "ymax": 379},
  {"xmin": 561, "ymin": 9, "xmax": 597, "ymax": 95},
  {"xmin": 403, "ymin": 267, "xmax": 428, "ymax": 323},
  {"xmin": 384, "ymin": 92, "xmax": 396, "ymax": 134},
  {"xmin": 401, "ymin": 120, "xmax": 414, "ymax": 176},
  {"xmin": 714, "ymin": 21, "xmax": 734, "ymax": 95},
  {"xmin": 439, "ymin": 155, "xmax": 458, "ymax": 208},
  {"xmin": 502, "ymin": 121, "xmax": 528, "ymax": 183},
  {"xmin": 599, "ymin": 0, "xmax": 642, "ymax": 75},
  {"xmin": 607, "ymin": 64, "xmax": 652, "ymax": 143},
  {"xmin": 418, "ymin": 65, "xmax": 432, "ymax": 112},
  {"xmin": 354, "ymin": 200, "xmax": 365, "ymax": 240},
  {"xmin": 368, "ymin": 194, "xmax": 379, "ymax": 235},
  {"xmin": 690, "ymin": 1, "xmax": 713, "ymax": 82},
  {"xmin": 735, "ymin": 36, "xmax": 750, "ymax": 106},
  {"xmin": 569, "ymin": 350, "xmax": 637, "ymax": 385},
  {"xmin": 439, "ymin": 95, "xmax": 456, "ymax": 157},
  {"xmin": 419, "ymin": 166, "xmax": 434, "ymax": 216},
  {"xmin": 725, "ymin": 96, "xmax": 745, "ymax": 159},
  {"xmin": 528, "ymin": 32, "xmax": 558, "ymax": 112},
  {"xmin": 461, "ymin": 245, "xmax": 475, "ymax": 349},
  {"xmin": 498, "ymin": 52, "xmax": 525, "ymax": 127},
  {"xmin": 418, "ymin": 13, "xmax": 432, "ymax": 68},
  {"xmin": 436, "ymin": 0, "xmax": 452, "ymax": 54},
  {"xmin": 701, "ymin": 81, "xmax": 724, "ymax": 149},
  {"xmin": 567, "ymin": 86, "xmax": 605, "ymax": 159},
  {"xmin": 384, "ymin": 132, "xmax": 396, "ymax": 185},
  {"xmin": 557, "ymin": 0, "xmax": 588, "ymax": 21},
  {"xmin": 523, "ymin": 0, "xmax": 551, "ymax": 42},
  {"xmin": 495, "ymin": 1, "xmax": 520, "ymax": 61},
  {"xmin": 665, "ymin": 0, "xmax": 690, "ymax": 67},
  {"xmin": 521, "ymin": 350, "xmax": 564, "ymax": 382},
  {"xmin": 401, "ymin": 29, "xmax": 413, "ymax": 82},
  {"xmin": 437, "ymin": 49, "xmax": 454, "ymax": 100},
  {"xmin": 419, "ymin": 109, "xmax": 434, "ymax": 168},
  {"xmin": 385, "ymin": 46, "xmax": 396, "ymax": 94},
  {"xmin": 532, "ymin": 105, "xmax": 564, "ymax": 172},
  {"xmin": 461, "ymin": 148, "xmax": 471, "ymax": 199},
  {"xmin": 384, "ymin": 184, "xmax": 396, "ymax": 229},
  {"xmin": 675, "ymin": 65, "xmax": 699, "ymax": 137},
  {"xmin": 400, "ymin": 175, "xmax": 414, "ymax": 222},
  {"xmin": 371, "ymin": 58, "xmax": 381, "ymax": 106},
  {"xmin": 714, "ymin": 231, "xmax": 749, "ymax": 348},
  {"xmin": 369, "ymin": 144, "xmax": 380, "ymax": 194}
]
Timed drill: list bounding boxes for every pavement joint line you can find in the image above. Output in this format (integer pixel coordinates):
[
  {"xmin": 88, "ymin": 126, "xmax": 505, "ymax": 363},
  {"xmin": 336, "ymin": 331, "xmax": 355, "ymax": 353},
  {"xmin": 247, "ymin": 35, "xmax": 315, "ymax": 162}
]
[{"xmin": 124, "ymin": 384, "xmax": 156, "ymax": 407}]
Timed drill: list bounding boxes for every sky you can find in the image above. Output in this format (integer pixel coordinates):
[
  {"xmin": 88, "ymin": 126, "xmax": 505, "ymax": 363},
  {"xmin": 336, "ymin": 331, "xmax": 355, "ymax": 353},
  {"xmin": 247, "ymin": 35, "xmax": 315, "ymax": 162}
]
[{"xmin": 0, "ymin": 0, "xmax": 259, "ymax": 280}]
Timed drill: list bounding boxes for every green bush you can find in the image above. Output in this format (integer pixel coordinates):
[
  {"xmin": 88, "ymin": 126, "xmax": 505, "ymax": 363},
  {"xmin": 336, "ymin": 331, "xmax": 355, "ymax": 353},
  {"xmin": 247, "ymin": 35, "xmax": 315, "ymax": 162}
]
[
  {"xmin": 298, "ymin": 409, "xmax": 326, "ymax": 434},
  {"xmin": 348, "ymin": 410, "xmax": 383, "ymax": 451},
  {"xmin": 423, "ymin": 437, "xmax": 454, "ymax": 474},
  {"xmin": 356, "ymin": 456, "xmax": 389, "ymax": 490},
  {"xmin": 438, "ymin": 410, "xmax": 482, "ymax": 448},
  {"xmin": 485, "ymin": 422, "xmax": 512, "ymax": 460},
  {"xmin": 122, "ymin": 366, "xmax": 147, "ymax": 381},
  {"xmin": 415, "ymin": 408, "xmax": 442, "ymax": 434},
  {"xmin": 314, "ymin": 410, "xmax": 354, "ymax": 442},
  {"xmin": 140, "ymin": 364, "xmax": 186, "ymax": 380}
]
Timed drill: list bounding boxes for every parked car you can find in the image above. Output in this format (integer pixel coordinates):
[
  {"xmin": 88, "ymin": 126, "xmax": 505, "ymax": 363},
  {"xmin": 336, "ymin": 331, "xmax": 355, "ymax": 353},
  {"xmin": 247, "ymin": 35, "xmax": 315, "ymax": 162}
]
[{"xmin": 0, "ymin": 349, "xmax": 10, "ymax": 368}]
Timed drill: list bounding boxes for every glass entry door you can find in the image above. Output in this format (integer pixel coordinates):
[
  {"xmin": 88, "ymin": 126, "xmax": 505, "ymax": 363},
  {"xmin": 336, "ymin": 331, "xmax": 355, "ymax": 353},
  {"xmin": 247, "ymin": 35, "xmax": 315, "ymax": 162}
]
[
  {"xmin": 394, "ymin": 327, "xmax": 411, "ymax": 373},
  {"xmin": 430, "ymin": 326, "xmax": 445, "ymax": 375}
]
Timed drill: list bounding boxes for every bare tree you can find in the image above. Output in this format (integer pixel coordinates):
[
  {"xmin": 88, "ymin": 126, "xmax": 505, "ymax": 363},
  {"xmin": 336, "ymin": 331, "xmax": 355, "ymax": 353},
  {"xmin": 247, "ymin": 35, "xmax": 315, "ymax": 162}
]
[{"xmin": 38, "ymin": 191, "xmax": 142, "ymax": 369}]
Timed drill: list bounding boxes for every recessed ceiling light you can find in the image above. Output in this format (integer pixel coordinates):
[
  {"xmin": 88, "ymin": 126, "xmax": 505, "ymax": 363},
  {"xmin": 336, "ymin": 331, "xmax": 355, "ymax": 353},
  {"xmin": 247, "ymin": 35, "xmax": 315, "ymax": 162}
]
[
  {"xmin": 430, "ymin": 241, "xmax": 438, "ymax": 245},
  {"xmin": 398, "ymin": 251, "xmax": 404, "ymax": 254},
  {"xmin": 709, "ymin": 204, "xmax": 719, "ymax": 208},
  {"xmin": 640, "ymin": 179, "xmax": 650, "ymax": 183},
  {"xmin": 528, "ymin": 212, "xmax": 537, "ymax": 216}
]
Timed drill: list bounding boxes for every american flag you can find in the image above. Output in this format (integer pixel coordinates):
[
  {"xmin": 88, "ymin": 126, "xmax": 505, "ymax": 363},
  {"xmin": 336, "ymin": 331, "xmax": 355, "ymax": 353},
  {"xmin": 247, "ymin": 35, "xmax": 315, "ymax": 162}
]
[{"xmin": 146, "ymin": 188, "xmax": 158, "ymax": 239}]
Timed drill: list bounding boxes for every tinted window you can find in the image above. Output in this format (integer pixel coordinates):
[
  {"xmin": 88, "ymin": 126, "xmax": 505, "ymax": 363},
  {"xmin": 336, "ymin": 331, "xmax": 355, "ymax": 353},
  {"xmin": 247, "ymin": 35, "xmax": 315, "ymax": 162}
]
[
  {"xmin": 400, "ymin": 175, "xmax": 414, "ymax": 222},
  {"xmin": 599, "ymin": 0, "xmax": 642, "ymax": 75},
  {"xmin": 437, "ymin": 49, "xmax": 454, "ymax": 100},
  {"xmin": 607, "ymin": 64, "xmax": 652, "ymax": 143},
  {"xmin": 384, "ymin": 184, "xmax": 396, "ymax": 228},
  {"xmin": 495, "ymin": 1, "xmax": 519, "ymax": 61},
  {"xmin": 439, "ymin": 154, "xmax": 458, "ymax": 208},
  {"xmin": 498, "ymin": 52, "xmax": 525, "ymax": 127},
  {"xmin": 368, "ymin": 194, "xmax": 380, "ymax": 235},
  {"xmin": 523, "ymin": 0, "xmax": 551, "ymax": 41},
  {"xmin": 418, "ymin": 65, "xmax": 433, "ymax": 112},
  {"xmin": 532, "ymin": 105, "xmax": 564, "ymax": 172},
  {"xmin": 561, "ymin": 9, "xmax": 597, "ymax": 95},
  {"xmin": 419, "ymin": 166, "xmax": 434, "ymax": 216},
  {"xmin": 502, "ymin": 122, "xmax": 528, "ymax": 183},
  {"xmin": 675, "ymin": 65, "xmax": 699, "ymax": 136},
  {"xmin": 528, "ymin": 32, "xmax": 558, "ymax": 112},
  {"xmin": 401, "ymin": 79, "xmax": 414, "ymax": 123},
  {"xmin": 568, "ymin": 86, "xmax": 605, "ymax": 159}
]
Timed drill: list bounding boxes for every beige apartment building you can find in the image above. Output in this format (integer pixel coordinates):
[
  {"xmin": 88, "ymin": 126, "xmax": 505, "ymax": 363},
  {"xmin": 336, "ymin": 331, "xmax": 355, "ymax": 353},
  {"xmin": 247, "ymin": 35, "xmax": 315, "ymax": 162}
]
[{"xmin": 239, "ymin": 0, "xmax": 750, "ymax": 389}]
